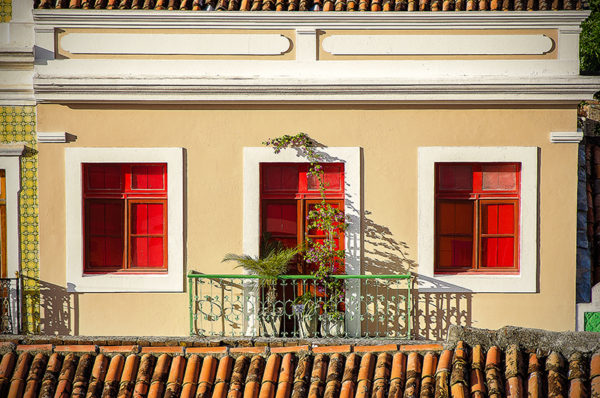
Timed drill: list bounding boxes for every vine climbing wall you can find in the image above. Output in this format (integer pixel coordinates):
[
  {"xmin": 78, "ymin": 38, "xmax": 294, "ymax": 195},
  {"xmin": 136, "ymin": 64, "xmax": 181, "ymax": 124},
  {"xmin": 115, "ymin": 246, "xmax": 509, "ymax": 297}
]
[{"xmin": 0, "ymin": 106, "xmax": 39, "ymax": 334}]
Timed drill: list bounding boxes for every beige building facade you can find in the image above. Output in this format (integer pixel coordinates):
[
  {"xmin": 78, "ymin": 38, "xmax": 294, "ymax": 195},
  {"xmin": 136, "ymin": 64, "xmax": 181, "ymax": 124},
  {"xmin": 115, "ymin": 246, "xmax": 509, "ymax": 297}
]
[{"xmin": 2, "ymin": 2, "xmax": 599, "ymax": 337}]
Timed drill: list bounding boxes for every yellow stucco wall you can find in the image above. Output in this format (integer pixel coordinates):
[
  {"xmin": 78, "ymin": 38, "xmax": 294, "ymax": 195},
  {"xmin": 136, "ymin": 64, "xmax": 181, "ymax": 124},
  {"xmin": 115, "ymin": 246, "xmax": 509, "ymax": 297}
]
[{"xmin": 36, "ymin": 103, "xmax": 578, "ymax": 337}]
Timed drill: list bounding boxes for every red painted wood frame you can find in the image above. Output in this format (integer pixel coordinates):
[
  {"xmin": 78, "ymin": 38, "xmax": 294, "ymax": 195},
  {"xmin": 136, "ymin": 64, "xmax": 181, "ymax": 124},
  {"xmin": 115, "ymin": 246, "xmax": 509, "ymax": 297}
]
[
  {"xmin": 260, "ymin": 163, "xmax": 345, "ymax": 275},
  {"xmin": 82, "ymin": 163, "xmax": 168, "ymax": 273},
  {"xmin": 434, "ymin": 163, "xmax": 520, "ymax": 273}
]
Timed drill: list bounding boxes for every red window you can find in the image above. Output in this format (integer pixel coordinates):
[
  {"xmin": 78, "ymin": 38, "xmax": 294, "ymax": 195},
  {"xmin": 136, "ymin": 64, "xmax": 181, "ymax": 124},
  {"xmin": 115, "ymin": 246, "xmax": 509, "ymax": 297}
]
[
  {"xmin": 83, "ymin": 163, "xmax": 167, "ymax": 273},
  {"xmin": 435, "ymin": 163, "xmax": 520, "ymax": 273},
  {"xmin": 260, "ymin": 163, "xmax": 344, "ymax": 274}
]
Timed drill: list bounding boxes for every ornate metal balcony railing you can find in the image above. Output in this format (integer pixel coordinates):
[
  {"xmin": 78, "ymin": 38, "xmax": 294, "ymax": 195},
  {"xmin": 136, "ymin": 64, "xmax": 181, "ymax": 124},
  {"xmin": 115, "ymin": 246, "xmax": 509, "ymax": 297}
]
[
  {"xmin": 188, "ymin": 273, "xmax": 412, "ymax": 339},
  {"xmin": 0, "ymin": 277, "xmax": 20, "ymax": 334}
]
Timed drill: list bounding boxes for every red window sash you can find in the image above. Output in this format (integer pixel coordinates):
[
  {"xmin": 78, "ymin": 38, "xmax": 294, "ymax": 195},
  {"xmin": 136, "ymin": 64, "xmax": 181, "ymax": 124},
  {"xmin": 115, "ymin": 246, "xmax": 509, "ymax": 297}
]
[
  {"xmin": 434, "ymin": 163, "xmax": 520, "ymax": 274},
  {"xmin": 83, "ymin": 163, "xmax": 168, "ymax": 274}
]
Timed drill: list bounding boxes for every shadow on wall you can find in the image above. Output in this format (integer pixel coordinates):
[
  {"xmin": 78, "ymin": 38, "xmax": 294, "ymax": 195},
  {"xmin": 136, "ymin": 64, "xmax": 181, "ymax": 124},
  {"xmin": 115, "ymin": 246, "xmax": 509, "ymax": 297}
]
[
  {"xmin": 38, "ymin": 279, "xmax": 80, "ymax": 335},
  {"xmin": 360, "ymin": 209, "xmax": 473, "ymax": 341}
]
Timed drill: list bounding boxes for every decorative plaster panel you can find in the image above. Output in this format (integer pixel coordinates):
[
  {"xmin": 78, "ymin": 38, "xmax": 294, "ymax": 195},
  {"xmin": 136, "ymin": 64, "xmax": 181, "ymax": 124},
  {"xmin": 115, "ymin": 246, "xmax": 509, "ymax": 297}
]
[
  {"xmin": 322, "ymin": 34, "xmax": 553, "ymax": 56},
  {"xmin": 58, "ymin": 30, "xmax": 294, "ymax": 59}
]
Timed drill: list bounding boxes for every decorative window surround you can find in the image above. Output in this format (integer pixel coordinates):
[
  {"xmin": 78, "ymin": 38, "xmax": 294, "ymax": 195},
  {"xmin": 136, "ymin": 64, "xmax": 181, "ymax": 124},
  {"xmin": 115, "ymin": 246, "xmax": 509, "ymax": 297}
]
[
  {"xmin": 418, "ymin": 146, "xmax": 538, "ymax": 293},
  {"xmin": 37, "ymin": 132, "xmax": 67, "ymax": 143},
  {"xmin": 0, "ymin": 144, "xmax": 25, "ymax": 278},
  {"xmin": 65, "ymin": 147, "xmax": 183, "ymax": 292},
  {"xmin": 243, "ymin": 147, "xmax": 361, "ymax": 335},
  {"xmin": 550, "ymin": 131, "xmax": 583, "ymax": 143}
]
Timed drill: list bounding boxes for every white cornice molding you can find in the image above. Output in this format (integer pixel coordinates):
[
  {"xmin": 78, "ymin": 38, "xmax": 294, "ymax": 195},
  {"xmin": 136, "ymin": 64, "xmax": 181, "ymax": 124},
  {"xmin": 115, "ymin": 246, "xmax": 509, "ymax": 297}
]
[
  {"xmin": 33, "ymin": 10, "xmax": 591, "ymax": 29},
  {"xmin": 33, "ymin": 78, "xmax": 600, "ymax": 103},
  {"xmin": 37, "ymin": 132, "xmax": 67, "ymax": 143},
  {"xmin": 0, "ymin": 145, "xmax": 26, "ymax": 157},
  {"xmin": 550, "ymin": 131, "xmax": 584, "ymax": 143}
]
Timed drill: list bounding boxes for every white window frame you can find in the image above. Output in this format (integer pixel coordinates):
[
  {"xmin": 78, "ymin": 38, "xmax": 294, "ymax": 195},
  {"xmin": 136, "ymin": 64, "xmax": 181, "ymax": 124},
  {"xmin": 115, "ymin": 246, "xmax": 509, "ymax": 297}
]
[
  {"xmin": 0, "ymin": 145, "xmax": 25, "ymax": 278},
  {"xmin": 65, "ymin": 147, "xmax": 183, "ymax": 292},
  {"xmin": 418, "ymin": 146, "xmax": 538, "ymax": 293},
  {"xmin": 243, "ymin": 147, "xmax": 362, "ymax": 336}
]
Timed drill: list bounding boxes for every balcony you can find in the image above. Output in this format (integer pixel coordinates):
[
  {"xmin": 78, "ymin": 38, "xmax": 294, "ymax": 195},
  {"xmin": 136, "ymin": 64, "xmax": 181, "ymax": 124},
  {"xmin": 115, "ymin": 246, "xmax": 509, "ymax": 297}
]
[
  {"xmin": 0, "ymin": 277, "xmax": 21, "ymax": 335},
  {"xmin": 187, "ymin": 273, "xmax": 412, "ymax": 339}
]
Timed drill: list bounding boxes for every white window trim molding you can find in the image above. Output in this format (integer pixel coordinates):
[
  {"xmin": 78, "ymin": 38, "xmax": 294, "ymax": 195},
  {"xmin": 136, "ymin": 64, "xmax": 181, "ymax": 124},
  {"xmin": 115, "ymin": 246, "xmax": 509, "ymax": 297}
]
[
  {"xmin": 37, "ymin": 132, "xmax": 67, "ymax": 143},
  {"xmin": 418, "ymin": 146, "xmax": 538, "ymax": 293},
  {"xmin": 243, "ymin": 146, "xmax": 361, "ymax": 336},
  {"xmin": 65, "ymin": 147, "xmax": 184, "ymax": 293},
  {"xmin": 0, "ymin": 144, "xmax": 25, "ymax": 279}
]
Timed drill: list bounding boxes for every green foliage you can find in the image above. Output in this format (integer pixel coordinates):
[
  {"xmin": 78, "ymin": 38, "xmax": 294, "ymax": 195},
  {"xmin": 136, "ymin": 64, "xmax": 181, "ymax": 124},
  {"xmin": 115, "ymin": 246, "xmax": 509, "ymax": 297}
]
[
  {"xmin": 222, "ymin": 247, "xmax": 298, "ymax": 282},
  {"xmin": 581, "ymin": 0, "xmax": 600, "ymax": 78}
]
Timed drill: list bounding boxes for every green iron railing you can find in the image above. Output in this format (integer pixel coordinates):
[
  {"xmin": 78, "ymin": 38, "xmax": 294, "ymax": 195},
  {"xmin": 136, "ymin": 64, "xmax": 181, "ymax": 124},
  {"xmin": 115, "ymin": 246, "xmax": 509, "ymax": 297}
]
[{"xmin": 187, "ymin": 273, "xmax": 412, "ymax": 339}]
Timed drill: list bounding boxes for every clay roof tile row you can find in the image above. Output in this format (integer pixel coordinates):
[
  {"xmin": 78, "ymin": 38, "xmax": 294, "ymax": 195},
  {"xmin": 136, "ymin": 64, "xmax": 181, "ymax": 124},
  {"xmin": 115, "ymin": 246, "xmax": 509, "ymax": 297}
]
[
  {"xmin": 34, "ymin": 0, "xmax": 585, "ymax": 11},
  {"xmin": 2, "ymin": 342, "xmax": 600, "ymax": 397}
]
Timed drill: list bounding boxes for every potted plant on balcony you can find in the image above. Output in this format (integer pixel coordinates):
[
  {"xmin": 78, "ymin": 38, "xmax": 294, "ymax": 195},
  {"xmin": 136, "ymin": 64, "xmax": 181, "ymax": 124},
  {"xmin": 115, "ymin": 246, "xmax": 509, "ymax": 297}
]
[
  {"xmin": 292, "ymin": 291, "xmax": 319, "ymax": 338},
  {"xmin": 264, "ymin": 133, "xmax": 348, "ymax": 338},
  {"xmin": 222, "ymin": 241, "xmax": 298, "ymax": 337}
]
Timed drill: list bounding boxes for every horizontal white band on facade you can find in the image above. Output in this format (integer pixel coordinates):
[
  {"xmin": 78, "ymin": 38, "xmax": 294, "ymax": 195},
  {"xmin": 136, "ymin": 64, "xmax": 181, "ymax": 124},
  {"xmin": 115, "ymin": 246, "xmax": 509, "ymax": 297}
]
[
  {"xmin": 322, "ymin": 34, "xmax": 553, "ymax": 56},
  {"xmin": 33, "ymin": 10, "xmax": 591, "ymax": 29},
  {"xmin": 61, "ymin": 33, "xmax": 292, "ymax": 56},
  {"xmin": 33, "ymin": 78, "xmax": 600, "ymax": 103},
  {"xmin": 550, "ymin": 131, "xmax": 584, "ymax": 143},
  {"xmin": 37, "ymin": 132, "xmax": 67, "ymax": 143}
]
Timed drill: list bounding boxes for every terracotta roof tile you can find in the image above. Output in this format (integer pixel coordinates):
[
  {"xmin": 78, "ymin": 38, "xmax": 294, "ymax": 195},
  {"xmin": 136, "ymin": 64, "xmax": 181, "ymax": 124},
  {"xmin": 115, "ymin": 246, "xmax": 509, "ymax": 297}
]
[
  {"xmin": 55, "ymin": 353, "xmax": 77, "ymax": 397},
  {"xmin": 134, "ymin": 353, "xmax": 156, "ymax": 397},
  {"xmin": 8, "ymin": 340, "xmax": 600, "ymax": 398},
  {"xmin": 355, "ymin": 352, "xmax": 376, "ymax": 398},
  {"xmin": 86, "ymin": 353, "xmax": 108, "ymax": 397},
  {"xmin": 307, "ymin": 354, "xmax": 327, "ymax": 398},
  {"xmin": 213, "ymin": 355, "xmax": 234, "ymax": 398},
  {"xmin": 197, "ymin": 355, "xmax": 218, "ymax": 398},
  {"xmin": 38, "ymin": 353, "xmax": 61, "ymax": 398},
  {"xmin": 118, "ymin": 353, "xmax": 140, "ymax": 398},
  {"xmin": 164, "ymin": 355, "xmax": 186, "ymax": 397},
  {"xmin": 0, "ymin": 351, "xmax": 17, "ymax": 395},
  {"xmin": 259, "ymin": 354, "xmax": 281, "ymax": 398},
  {"xmin": 275, "ymin": 353, "xmax": 294, "ymax": 398},
  {"xmin": 313, "ymin": 345, "xmax": 351, "ymax": 354},
  {"xmin": 420, "ymin": 352, "xmax": 437, "ymax": 398},
  {"xmin": 244, "ymin": 355, "xmax": 265, "ymax": 398},
  {"xmin": 404, "ymin": 352, "xmax": 421, "ymax": 397},
  {"xmin": 180, "ymin": 354, "xmax": 201, "ymax": 398},
  {"xmin": 229, "ymin": 355, "xmax": 250, "ymax": 398},
  {"xmin": 388, "ymin": 352, "xmax": 406, "ymax": 398},
  {"xmin": 8, "ymin": 352, "xmax": 32, "ymax": 398},
  {"xmin": 271, "ymin": 346, "xmax": 309, "ymax": 354},
  {"xmin": 33, "ymin": 0, "xmax": 585, "ymax": 8},
  {"xmin": 102, "ymin": 354, "xmax": 125, "ymax": 397},
  {"xmin": 291, "ymin": 354, "xmax": 312, "ymax": 398},
  {"xmin": 23, "ymin": 355, "xmax": 47, "ymax": 398},
  {"xmin": 323, "ymin": 353, "xmax": 343, "ymax": 398},
  {"xmin": 546, "ymin": 352, "xmax": 568, "ymax": 398},
  {"xmin": 71, "ymin": 353, "xmax": 94, "ymax": 397}
]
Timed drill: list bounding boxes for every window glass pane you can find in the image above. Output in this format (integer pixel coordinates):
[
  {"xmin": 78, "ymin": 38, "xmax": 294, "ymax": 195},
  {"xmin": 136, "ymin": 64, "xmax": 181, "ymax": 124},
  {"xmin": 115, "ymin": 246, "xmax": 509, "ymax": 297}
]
[
  {"xmin": 438, "ymin": 164, "xmax": 473, "ymax": 191},
  {"xmin": 131, "ymin": 237, "xmax": 148, "ymax": 267},
  {"xmin": 131, "ymin": 203, "xmax": 148, "ymax": 235},
  {"xmin": 148, "ymin": 203, "xmax": 164, "ymax": 234},
  {"xmin": 438, "ymin": 236, "xmax": 473, "ymax": 268},
  {"xmin": 86, "ymin": 164, "xmax": 121, "ymax": 190},
  {"xmin": 132, "ymin": 165, "xmax": 165, "ymax": 190},
  {"xmin": 86, "ymin": 200, "xmax": 123, "ymax": 269},
  {"xmin": 481, "ymin": 203, "xmax": 514, "ymax": 235},
  {"xmin": 481, "ymin": 237, "xmax": 514, "ymax": 267},
  {"xmin": 262, "ymin": 164, "xmax": 299, "ymax": 192},
  {"xmin": 438, "ymin": 201, "xmax": 473, "ymax": 235},
  {"xmin": 308, "ymin": 164, "xmax": 343, "ymax": 191},
  {"xmin": 482, "ymin": 164, "xmax": 517, "ymax": 191},
  {"xmin": 264, "ymin": 202, "xmax": 297, "ymax": 236},
  {"xmin": 148, "ymin": 237, "xmax": 164, "ymax": 267}
]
